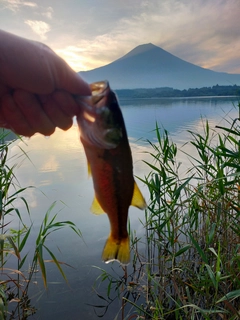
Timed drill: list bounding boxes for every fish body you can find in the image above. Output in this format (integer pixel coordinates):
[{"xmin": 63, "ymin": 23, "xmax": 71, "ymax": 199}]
[{"xmin": 77, "ymin": 81, "xmax": 146, "ymax": 265}]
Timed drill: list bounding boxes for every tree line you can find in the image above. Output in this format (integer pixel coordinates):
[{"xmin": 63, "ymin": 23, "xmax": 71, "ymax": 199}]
[{"xmin": 116, "ymin": 84, "xmax": 240, "ymax": 98}]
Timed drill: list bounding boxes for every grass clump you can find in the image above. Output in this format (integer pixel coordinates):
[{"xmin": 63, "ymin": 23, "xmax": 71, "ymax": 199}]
[{"xmin": 93, "ymin": 105, "xmax": 240, "ymax": 319}]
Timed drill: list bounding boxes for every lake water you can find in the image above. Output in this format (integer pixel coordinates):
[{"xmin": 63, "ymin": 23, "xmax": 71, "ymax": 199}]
[{"xmin": 6, "ymin": 96, "xmax": 239, "ymax": 319}]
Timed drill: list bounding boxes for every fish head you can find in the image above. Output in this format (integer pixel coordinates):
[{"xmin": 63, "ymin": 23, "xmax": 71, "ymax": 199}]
[{"xmin": 76, "ymin": 81, "xmax": 123, "ymax": 149}]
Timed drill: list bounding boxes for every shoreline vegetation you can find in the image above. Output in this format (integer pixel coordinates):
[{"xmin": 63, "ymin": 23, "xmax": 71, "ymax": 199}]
[
  {"xmin": 0, "ymin": 132, "xmax": 82, "ymax": 319},
  {"xmin": 93, "ymin": 103, "xmax": 240, "ymax": 319},
  {"xmin": 116, "ymin": 84, "xmax": 240, "ymax": 99}
]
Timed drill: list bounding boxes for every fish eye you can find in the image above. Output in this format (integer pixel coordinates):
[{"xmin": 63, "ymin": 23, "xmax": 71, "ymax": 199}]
[
  {"xmin": 104, "ymin": 128, "xmax": 122, "ymax": 144},
  {"xmin": 97, "ymin": 107, "xmax": 112, "ymax": 120}
]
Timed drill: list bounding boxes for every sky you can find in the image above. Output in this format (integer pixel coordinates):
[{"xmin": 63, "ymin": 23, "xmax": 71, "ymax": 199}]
[{"xmin": 1, "ymin": 0, "xmax": 240, "ymax": 73}]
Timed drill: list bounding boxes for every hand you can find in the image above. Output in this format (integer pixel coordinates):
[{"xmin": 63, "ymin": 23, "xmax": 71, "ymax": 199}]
[{"xmin": 0, "ymin": 30, "xmax": 91, "ymax": 137}]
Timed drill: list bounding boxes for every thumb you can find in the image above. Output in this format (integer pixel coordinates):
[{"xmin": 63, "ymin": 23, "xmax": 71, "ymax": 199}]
[{"xmin": 51, "ymin": 56, "xmax": 91, "ymax": 96}]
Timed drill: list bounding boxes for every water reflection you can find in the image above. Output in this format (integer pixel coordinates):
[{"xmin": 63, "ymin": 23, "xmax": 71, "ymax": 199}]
[
  {"xmin": 6, "ymin": 96, "xmax": 239, "ymax": 319},
  {"xmin": 120, "ymin": 96, "xmax": 238, "ymax": 143}
]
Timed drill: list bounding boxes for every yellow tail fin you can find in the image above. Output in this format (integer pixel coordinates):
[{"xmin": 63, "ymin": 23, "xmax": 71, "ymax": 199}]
[{"xmin": 102, "ymin": 235, "xmax": 130, "ymax": 265}]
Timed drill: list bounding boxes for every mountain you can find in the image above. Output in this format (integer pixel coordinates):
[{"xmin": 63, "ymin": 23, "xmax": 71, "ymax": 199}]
[{"xmin": 79, "ymin": 43, "xmax": 240, "ymax": 90}]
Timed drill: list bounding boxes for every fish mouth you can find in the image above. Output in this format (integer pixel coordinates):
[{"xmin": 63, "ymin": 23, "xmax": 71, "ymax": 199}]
[
  {"xmin": 76, "ymin": 81, "xmax": 123, "ymax": 149},
  {"xmin": 90, "ymin": 81, "xmax": 108, "ymax": 102},
  {"xmin": 75, "ymin": 80, "xmax": 108, "ymax": 113}
]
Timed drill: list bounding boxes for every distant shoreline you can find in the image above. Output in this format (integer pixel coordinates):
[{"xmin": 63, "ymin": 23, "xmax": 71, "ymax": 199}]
[
  {"xmin": 118, "ymin": 95, "xmax": 239, "ymax": 101},
  {"xmin": 115, "ymin": 84, "xmax": 240, "ymax": 99}
]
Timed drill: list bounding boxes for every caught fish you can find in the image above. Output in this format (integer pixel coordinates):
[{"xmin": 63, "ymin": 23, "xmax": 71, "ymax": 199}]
[{"xmin": 76, "ymin": 81, "xmax": 146, "ymax": 265}]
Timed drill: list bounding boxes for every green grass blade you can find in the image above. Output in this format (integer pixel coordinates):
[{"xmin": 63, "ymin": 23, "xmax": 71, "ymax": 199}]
[
  {"xmin": 189, "ymin": 233, "xmax": 208, "ymax": 264},
  {"xmin": 43, "ymin": 245, "xmax": 68, "ymax": 283},
  {"xmin": 217, "ymin": 289, "xmax": 240, "ymax": 303}
]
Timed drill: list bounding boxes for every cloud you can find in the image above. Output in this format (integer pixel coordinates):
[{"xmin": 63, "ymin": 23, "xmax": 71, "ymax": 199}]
[
  {"xmin": 42, "ymin": 6, "xmax": 53, "ymax": 19},
  {"xmin": 55, "ymin": 35, "xmax": 130, "ymax": 72},
  {"xmin": 56, "ymin": 46, "xmax": 89, "ymax": 71},
  {"xmin": 153, "ymin": 1, "xmax": 239, "ymax": 66},
  {"xmin": 3, "ymin": 0, "xmax": 37, "ymax": 12},
  {"xmin": 24, "ymin": 20, "xmax": 50, "ymax": 40}
]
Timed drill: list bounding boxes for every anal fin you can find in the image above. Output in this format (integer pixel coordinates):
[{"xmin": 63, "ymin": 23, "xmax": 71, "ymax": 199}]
[{"xmin": 91, "ymin": 195, "xmax": 105, "ymax": 215}]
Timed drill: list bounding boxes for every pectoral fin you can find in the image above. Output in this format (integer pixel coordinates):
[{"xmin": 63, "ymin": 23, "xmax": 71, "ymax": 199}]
[
  {"xmin": 91, "ymin": 195, "xmax": 105, "ymax": 215},
  {"xmin": 131, "ymin": 182, "xmax": 147, "ymax": 209}
]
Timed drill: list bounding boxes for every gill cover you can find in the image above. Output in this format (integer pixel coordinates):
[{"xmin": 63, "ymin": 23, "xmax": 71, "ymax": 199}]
[{"xmin": 76, "ymin": 81, "xmax": 123, "ymax": 149}]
